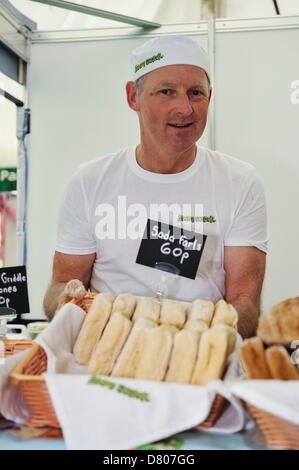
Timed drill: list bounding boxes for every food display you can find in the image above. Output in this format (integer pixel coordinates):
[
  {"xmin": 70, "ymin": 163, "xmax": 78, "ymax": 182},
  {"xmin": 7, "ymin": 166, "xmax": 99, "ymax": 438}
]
[
  {"xmin": 240, "ymin": 296, "xmax": 299, "ymax": 380},
  {"xmin": 73, "ymin": 293, "xmax": 239, "ymax": 385},
  {"xmin": 73, "ymin": 292, "xmax": 116, "ymax": 365},
  {"xmin": 265, "ymin": 345, "xmax": 299, "ymax": 380},
  {"xmin": 191, "ymin": 325, "xmax": 237, "ymax": 386},
  {"xmin": 257, "ymin": 296, "xmax": 299, "ymax": 345}
]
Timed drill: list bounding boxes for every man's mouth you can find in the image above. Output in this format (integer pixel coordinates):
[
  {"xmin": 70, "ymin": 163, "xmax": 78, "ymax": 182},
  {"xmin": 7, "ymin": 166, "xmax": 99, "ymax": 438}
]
[{"xmin": 168, "ymin": 122, "xmax": 193, "ymax": 128}]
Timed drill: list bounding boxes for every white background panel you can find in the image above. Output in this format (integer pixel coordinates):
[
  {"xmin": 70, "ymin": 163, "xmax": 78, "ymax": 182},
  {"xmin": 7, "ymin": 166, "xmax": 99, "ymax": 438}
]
[{"xmin": 214, "ymin": 27, "xmax": 299, "ymax": 311}]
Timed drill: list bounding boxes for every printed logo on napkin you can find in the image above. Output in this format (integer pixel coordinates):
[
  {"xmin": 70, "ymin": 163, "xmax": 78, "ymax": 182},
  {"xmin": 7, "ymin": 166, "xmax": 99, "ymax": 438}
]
[
  {"xmin": 136, "ymin": 219, "xmax": 207, "ymax": 280},
  {"xmin": 88, "ymin": 376, "xmax": 151, "ymax": 402}
]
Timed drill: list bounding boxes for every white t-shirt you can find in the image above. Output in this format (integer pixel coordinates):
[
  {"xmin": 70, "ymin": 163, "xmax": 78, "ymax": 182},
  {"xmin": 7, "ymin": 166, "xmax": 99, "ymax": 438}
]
[{"xmin": 56, "ymin": 146, "xmax": 268, "ymax": 303}]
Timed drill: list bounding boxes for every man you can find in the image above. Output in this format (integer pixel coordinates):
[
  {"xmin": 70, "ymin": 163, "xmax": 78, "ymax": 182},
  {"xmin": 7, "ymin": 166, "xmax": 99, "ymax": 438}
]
[{"xmin": 43, "ymin": 35, "xmax": 268, "ymax": 338}]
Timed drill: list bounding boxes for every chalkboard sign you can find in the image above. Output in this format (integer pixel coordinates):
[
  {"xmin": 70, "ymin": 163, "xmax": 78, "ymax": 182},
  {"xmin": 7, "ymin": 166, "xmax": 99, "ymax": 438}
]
[
  {"xmin": 0, "ymin": 265, "xmax": 30, "ymax": 314},
  {"xmin": 136, "ymin": 219, "xmax": 207, "ymax": 280}
]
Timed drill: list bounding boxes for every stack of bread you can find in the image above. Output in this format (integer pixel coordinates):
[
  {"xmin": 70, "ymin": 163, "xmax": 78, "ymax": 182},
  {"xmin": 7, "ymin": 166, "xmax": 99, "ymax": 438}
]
[
  {"xmin": 239, "ymin": 296, "xmax": 299, "ymax": 380},
  {"xmin": 73, "ymin": 292, "xmax": 239, "ymax": 386}
]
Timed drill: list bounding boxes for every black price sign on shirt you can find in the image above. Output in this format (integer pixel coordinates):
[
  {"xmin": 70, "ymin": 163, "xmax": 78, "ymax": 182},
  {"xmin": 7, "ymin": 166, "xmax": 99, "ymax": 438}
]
[
  {"xmin": 0, "ymin": 265, "xmax": 30, "ymax": 314},
  {"xmin": 136, "ymin": 219, "xmax": 207, "ymax": 280}
]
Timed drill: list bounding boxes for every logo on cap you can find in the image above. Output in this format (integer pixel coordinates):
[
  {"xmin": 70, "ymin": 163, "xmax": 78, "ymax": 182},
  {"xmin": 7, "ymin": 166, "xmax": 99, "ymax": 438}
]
[{"xmin": 135, "ymin": 52, "xmax": 164, "ymax": 73}]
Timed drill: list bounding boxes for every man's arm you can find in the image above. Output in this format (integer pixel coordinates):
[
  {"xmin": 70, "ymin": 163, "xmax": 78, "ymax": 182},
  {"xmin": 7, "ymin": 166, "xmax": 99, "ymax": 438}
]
[
  {"xmin": 43, "ymin": 251, "xmax": 96, "ymax": 320},
  {"xmin": 224, "ymin": 246, "xmax": 266, "ymax": 339}
]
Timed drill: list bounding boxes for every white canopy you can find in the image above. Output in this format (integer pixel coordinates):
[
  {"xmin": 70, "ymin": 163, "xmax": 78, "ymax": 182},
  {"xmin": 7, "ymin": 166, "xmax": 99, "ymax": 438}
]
[{"xmin": 9, "ymin": 0, "xmax": 299, "ymax": 31}]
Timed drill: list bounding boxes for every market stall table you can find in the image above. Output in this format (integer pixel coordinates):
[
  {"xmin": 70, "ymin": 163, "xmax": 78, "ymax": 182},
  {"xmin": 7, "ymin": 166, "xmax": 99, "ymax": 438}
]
[{"xmin": 0, "ymin": 422, "xmax": 269, "ymax": 450}]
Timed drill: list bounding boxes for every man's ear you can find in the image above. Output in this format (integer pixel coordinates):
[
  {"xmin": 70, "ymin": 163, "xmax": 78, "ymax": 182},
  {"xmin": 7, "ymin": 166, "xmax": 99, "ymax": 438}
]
[{"xmin": 126, "ymin": 81, "xmax": 140, "ymax": 111}]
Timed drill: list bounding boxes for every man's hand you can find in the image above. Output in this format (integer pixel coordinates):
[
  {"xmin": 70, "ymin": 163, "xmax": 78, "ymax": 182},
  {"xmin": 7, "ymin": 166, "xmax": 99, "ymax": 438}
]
[
  {"xmin": 43, "ymin": 251, "xmax": 96, "ymax": 320},
  {"xmin": 224, "ymin": 246, "xmax": 266, "ymax": 338},
  {"xmin": 56, "ymin": 279, "xmax": 86, "ymax": 312}
]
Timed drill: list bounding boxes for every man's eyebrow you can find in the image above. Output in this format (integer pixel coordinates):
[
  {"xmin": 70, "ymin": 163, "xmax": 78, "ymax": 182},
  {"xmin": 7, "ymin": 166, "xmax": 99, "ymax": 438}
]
[
  {"xmin": 154, "ymin": 82, "xmax": 208, "ymax": 92},
  {"xmin": 154, "ymin": 81, "xmax": 177, "ymax": 88}
]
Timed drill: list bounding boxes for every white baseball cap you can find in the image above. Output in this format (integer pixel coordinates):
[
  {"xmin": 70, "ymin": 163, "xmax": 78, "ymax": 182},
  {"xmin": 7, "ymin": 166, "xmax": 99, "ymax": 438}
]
[{"xmin": 131, "ymin": 35, "xmax": 210, "ymax": 82}]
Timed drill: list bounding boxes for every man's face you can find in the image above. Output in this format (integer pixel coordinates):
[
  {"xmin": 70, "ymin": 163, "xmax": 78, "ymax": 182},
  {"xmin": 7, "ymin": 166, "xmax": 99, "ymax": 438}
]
[{"xmin": 128, "ymin": 64, "xmax": 212, "ymax": 156}]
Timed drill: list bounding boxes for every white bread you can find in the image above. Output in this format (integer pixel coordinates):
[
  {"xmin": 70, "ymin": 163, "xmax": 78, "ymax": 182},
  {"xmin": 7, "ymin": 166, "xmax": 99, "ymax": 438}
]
[
  {"xmin": 191, "ymin": 325, "xmax": 236, "ymax": 386},
  {"xmin": 87, "ymin": 312, "xmax": 132, "ymax": 376},
  {"xmin": 111, "ymin": 293, "xmax": 137, "ymax": 319},
  {"xmin": 132, "ymin": 297, "xmax": 161, "ymax": 323},
  {"xmin": 184, "ymin": 319, "xmax": 209, "ymax": 336},
  {"xmin": 239, "ymin": 337, "xmax": 271, "ymax": 379},
  {"xmin": 135, "ymin": 324, "xmax": 177, "ymax": 381},
  {"xmin": 257, "ymin": 297, "xmax": 299, "ymax": 345},
  {"xmin": 265, "ymin": 345, "xmax": 299, "ymax": 380},
  {"xmin": 211, "ymin": 324, "xmax": 237, "ymax": 356},
  {"xmin": 159, "ymin": 300, "xmax": 186, "ymax": 329},
  {"xmin": 186, "ymin": 299, "xmax": 214, "ymax": 326},
  {"xmin": 111, "ymin": 317, "xmax": 157, "ymax": 378},
  {"xmin": 73, "ymin": 292, "xmax": 115, "ymax": 365},
  {"xmin": 211, "ymin": 300, "xmax": 238, "ymax": 330},
  {"xmin": 165, "ymin": 329, "xmax": 200, "ymax": 383}
]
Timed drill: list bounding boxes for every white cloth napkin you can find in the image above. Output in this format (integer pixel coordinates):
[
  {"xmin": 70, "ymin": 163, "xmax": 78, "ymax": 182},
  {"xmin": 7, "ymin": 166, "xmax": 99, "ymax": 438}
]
[
  {"xmin": 0, "ymin": 350, "xmax": 31, "ymax": 423},
  {"xmin": 230, "ymin": 379, "xmax": 299, "ymax": 425},
  {"xmin": 35, "ymin": 302, "xmax": 87, "ymax": 374},
  {"xmin": 44, "ymin": 373, "xmax": 218, "ymax": 450}
]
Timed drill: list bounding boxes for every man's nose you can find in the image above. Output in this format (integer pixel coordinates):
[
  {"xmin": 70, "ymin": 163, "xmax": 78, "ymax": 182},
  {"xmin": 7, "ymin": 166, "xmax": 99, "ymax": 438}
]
[{"xmin": 174, "ymin": 92, "xmax": 193, "ymax": 115}]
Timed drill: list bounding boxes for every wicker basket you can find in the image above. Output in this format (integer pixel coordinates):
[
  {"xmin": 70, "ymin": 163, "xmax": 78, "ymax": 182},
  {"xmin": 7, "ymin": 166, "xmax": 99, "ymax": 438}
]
[
  {"xmin": 10, "ymin": 292, "xmax": 229, "ymax": 430},
  {"xmin": 3, "ymin": 339, "xmax": 32, "ymax": 357},
  {"xmin": 245, "ymin": 403, "xmax": 299, "ymax": 450}
]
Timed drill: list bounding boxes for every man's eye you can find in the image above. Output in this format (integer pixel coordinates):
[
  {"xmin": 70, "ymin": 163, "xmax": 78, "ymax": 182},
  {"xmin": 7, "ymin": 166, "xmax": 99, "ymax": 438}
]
[
  {"xmin": 191, "ymin": 90, "xmax": 201, "ymax": 96},
  {"xmin": 161, "ymin": 89, "xmax": 169, "ymax": 95}
]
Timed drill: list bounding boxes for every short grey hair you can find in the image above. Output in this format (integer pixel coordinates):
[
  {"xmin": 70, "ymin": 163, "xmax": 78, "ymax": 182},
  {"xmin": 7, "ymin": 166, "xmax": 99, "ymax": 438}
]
[
  {"xmin": 134, "ymin": 71, "xmax": 211, "ymax": 95},
  {"xmin": 134, "ymin": 75, "xmax": 147, "ymax": 95}
]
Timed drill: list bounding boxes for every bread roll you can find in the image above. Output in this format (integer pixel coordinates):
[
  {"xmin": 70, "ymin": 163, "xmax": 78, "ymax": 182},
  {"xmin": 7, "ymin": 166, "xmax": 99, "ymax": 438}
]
[
  {"xmin": 265, "ymin": 345, "xmax": 299, "ymax": 380},
  {"xmin": 73, "ymin": 292, "xmax": 115, "ymax": 365},
  {"xmin": 165, "ymin": 329, "xmax": 200, "ymax": 383},
  {"xmin": 87, "ymin": 312, "xmax": 132, "ymax": 376},
  {"xmin": 111, "ymin": 293, "xmax": 137, "ymax": 319},
  {"xmin": 211, "ymin": 300, "xmax": 238, "ymax": 329},
  {"xmin": 132, "ymin": 297, "xmax": 161, "ymax": 323},
  {"xmin": 257, "ymin": 297, "xmax": 299, "ymax": 344},
  {"xmin": 191, "ymin": 325, "xmax": 236, "ymax": 386},
  {"xmin": 211, "ymin": 324, "xmax": 237, "ymax": 356},
  {"xmin": 135, "ymin": 324, "xmax": 177, "ymax": 381},
  {"xmin": 160, "ymin": 300, "xmax": 186, "ymax": 328},
  {"xmin": 111, "ymin": 317, "xmax": 157, "ymax": 378},
  {"xmin": 184, "ymin": 319, "xmax": 209, "ymax": 336},
  {"xmin": 187, "ymin": 299, "xmax": 214, "ymax": 326},
  {"xmin": 239, "ymin": 337, "xmax": 271, "ymax": 379}
]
